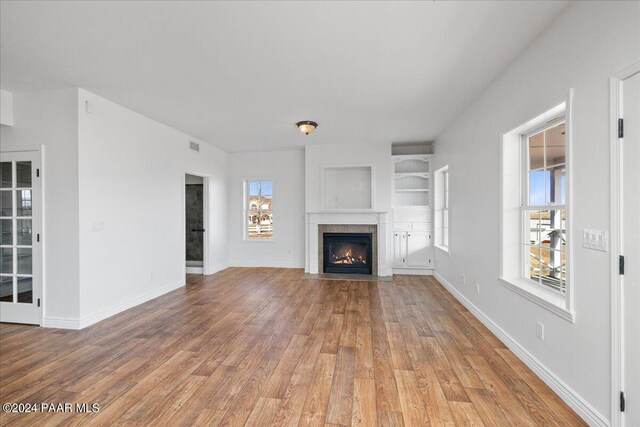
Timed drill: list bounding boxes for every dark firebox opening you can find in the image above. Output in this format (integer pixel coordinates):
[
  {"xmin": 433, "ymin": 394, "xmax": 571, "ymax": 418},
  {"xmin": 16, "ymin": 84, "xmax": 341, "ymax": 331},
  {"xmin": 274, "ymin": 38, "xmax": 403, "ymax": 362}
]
[{"xmin": 323, "ymin": 233, "xmax": 373, "ymax": 275}]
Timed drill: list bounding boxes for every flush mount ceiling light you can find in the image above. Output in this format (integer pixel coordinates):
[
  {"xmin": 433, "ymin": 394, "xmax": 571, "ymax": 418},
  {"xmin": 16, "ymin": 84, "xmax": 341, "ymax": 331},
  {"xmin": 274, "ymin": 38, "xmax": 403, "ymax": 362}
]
[{"xmin": 296, "ymin": 120, "xmax": 318, "ymax": 135}]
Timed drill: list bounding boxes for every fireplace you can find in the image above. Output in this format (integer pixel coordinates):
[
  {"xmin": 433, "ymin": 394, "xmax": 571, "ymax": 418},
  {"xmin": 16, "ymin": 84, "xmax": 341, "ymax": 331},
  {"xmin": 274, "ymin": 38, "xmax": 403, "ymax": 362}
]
[{"xmin": 323, "ymin": 233, "xmax": 373, "ymax": 275}]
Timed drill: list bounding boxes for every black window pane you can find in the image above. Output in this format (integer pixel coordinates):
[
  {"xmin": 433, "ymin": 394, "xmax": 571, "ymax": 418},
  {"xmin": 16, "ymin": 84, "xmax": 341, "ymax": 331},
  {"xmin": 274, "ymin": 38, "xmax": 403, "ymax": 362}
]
[
  {"xmin": 0, "ymin": 275, "xmax": 12, "ymax": 302},
  {"xmin": 16, "ymin": 276, "xmax": 32, "ymax": 303},
  {"xmin": 0, "ymin": 219, "xmax": 12, "ymax": 245},
  {"xmin": 0, "ymin": 162, "xmax": 11, "ymax": 188},
  {"xmin": 0, "ymin": 192, "xmax": 12, "ymax": 217},
  {"xmin": 1, "ymin": 248, "xmax": 13, "ymax": 274},
  {"xmin": 16, "ymin": 162, "xmax": 32, "ymax": 188}
]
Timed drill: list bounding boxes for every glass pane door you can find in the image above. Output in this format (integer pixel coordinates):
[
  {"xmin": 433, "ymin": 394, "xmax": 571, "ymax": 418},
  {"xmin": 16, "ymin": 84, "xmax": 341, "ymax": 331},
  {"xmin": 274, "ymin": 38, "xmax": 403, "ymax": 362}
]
[
  {"xmin": 0, "ymin": 151, "xmax": 40, "ymax": 325},
  {"xmin": 0, "ymin": 160, "xmax": 33, "ymax": 304}
]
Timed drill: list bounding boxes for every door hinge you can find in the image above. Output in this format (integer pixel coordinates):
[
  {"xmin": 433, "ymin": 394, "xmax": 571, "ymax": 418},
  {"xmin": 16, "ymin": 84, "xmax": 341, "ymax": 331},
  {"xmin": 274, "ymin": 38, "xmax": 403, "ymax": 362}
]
[
  {"xmin": 620, "ymin": 255, "xmax": 625, "ymax": 275},
  {"xmin": 37, "ymin": 298, "xmax": 40, "ymax": 307},
  {"xmin": 618, "ymin": 118, "xmax": 624, "ymax": 138},
  {"xmin": 36, "ymin": 168, "xmax": 40, "ymax": 177},
  {"xmin": 36, "ymin": 234, "xmax": 40, "ymax": 243},
  {"xmin": 620, "ymin": 391, "xmax": 625, "ymax": 412}
]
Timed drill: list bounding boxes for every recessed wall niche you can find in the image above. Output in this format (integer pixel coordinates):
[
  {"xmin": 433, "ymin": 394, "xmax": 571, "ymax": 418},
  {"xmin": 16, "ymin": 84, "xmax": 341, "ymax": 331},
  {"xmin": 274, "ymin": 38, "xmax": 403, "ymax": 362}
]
[{"xmin": 322, "ymin": 165, "xmax": 373, "ymax": 210}]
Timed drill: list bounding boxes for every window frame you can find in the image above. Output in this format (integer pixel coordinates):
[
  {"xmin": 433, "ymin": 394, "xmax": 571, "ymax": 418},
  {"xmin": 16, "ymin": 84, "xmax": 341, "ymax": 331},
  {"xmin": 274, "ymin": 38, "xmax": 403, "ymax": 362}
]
[
  {"xmin": 499, "ymin": 95, "xmax": 574, "ymax": 323},
  {"xmin": 434, "ymin": 165, "xmax": 449, "ymax": 254},
  {"xmin": 243, "ymin": 180, "xmax": 274, "ymax": 242}
]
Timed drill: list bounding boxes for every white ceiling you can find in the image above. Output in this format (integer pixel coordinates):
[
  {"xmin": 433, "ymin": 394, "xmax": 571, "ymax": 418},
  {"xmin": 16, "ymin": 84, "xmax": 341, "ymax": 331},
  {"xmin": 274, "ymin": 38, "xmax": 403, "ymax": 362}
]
[{"xmin": 0, "ymin": 1, "xmax": 568, "ymax": 152}]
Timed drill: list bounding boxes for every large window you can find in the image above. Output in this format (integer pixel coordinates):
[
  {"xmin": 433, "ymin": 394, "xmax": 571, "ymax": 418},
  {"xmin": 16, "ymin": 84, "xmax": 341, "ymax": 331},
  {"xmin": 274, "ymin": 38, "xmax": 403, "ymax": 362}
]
[
  {"xmin": 245, "ymin": 181, "xmax": 273, "ymax": 240},
  {"xmin": 522, "ymin": 120, "xmax": 566, "ymax": 293},
  {"xmin": 500, "ymin": 99, "xmax": 573, "ymax": 322},
  {"xmin": 434, "ymin": 165, "xmax": 449, "ymax": 252}
]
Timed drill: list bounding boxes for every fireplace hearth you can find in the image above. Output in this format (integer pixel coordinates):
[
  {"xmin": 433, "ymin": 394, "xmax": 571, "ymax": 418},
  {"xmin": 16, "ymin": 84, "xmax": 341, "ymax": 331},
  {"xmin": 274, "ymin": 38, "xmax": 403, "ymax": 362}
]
[{"xmin": 323, "ymin": 233, "xmax": 373, "ymax": 275}]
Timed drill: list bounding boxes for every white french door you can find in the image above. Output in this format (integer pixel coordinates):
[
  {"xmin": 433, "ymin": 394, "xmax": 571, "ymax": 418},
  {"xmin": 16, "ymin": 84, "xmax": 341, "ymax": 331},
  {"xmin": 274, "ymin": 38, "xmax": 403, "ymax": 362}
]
[{"xmin": 0, "ymin": 151, "xmax": 42, "ymax": 325}]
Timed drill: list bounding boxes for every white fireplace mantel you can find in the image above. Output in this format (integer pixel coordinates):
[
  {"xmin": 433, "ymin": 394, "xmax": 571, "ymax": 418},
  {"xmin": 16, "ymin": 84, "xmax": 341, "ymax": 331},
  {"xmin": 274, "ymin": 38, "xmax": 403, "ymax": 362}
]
[{"xmin": 305, "ymin": 210, "xmax": 391, "ymax": 276}]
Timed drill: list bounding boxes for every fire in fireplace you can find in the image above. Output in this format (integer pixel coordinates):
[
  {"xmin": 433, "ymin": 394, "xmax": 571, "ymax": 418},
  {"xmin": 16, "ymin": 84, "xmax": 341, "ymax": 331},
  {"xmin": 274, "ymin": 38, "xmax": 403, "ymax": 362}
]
[{"xmin": 323, "ymin": 233, "xmax": 373, "ymax": 275}]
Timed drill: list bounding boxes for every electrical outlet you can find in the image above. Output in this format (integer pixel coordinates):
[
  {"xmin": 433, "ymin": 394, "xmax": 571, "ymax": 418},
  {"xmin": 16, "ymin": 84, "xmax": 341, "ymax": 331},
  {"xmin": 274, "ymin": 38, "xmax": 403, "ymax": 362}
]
[
  {"xmin": 90, "ymin": 221, "xmax": 104, "ymax": 232},
  {"xmin": 475, "ymin": 283, "xmax": 480, "ymax": 294},
  {"xmin": 536, "ymin": 321, "xmax": 544, "ymax": 340}
]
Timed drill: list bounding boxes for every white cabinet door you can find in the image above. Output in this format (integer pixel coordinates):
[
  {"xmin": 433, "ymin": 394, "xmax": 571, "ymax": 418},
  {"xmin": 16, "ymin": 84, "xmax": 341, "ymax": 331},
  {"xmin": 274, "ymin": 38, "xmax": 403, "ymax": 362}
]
[
  {"xmin": 406, "ymin": 231, "xmax": 432, "ymax": 267},
  {"xmin": 393, "ymin": 232, "xmax": 406, "ymax": 266}
]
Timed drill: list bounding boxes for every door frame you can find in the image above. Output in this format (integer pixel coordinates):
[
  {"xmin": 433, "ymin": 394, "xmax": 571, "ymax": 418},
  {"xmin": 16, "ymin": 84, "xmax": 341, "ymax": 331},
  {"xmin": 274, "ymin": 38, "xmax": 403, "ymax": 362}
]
[
  {"xmin": 610, "ymin": 61, "xmax": 640, "ymax": 427},
  {"xmin": 183, "ymin": 171, "xmax": 209, "ymax": 276},
  {"xmin": 0, "ymin": 148, "xmax": 44, "ymax": 325}
]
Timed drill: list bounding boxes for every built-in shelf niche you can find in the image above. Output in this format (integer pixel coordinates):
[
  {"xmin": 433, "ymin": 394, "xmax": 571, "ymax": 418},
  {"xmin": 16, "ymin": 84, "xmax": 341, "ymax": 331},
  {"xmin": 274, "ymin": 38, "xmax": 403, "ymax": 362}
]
[
  {"xmin": 322, "ymin": 164, "xmax": 374, "ymax": 210},
  {"xmin": 393, "ymin": 155, "xmax": 429, "ymax": 207},
  {"xmin": 395, "ymin": 158, "xmax": 429, "ymax": 174}
]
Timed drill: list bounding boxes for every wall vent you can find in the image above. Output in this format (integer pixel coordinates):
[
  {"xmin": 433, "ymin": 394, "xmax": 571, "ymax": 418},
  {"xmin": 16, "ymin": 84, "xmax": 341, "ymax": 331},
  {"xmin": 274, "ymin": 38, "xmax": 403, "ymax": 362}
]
[{"xmin": 189, "ymin": 141, "xmax": 200, "ymax": 152}]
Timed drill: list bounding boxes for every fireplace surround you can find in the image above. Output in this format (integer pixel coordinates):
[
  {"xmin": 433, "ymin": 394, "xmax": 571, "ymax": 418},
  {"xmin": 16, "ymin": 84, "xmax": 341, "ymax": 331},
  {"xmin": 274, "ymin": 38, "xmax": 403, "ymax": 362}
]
[
  {"xmin": 323, "ymin": 232, "xmax": 373, "ymax": 274},
  {"xmin": 317, "ymin": 223, "xmax": 379, "ymax": 276},
  {"xmin": 306, "ymin": 211, "xmax": 389, "ymax": 276}
]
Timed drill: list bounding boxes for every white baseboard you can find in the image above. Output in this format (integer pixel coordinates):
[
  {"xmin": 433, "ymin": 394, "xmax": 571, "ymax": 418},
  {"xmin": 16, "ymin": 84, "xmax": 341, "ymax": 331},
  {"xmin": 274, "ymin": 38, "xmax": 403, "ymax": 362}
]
[
  {"xmin": 43, "ymin": 279, "xmax": 185, "ymax": 330},
  {"xmin": 78, "ymin": 279, "xmax": 185, "ymax": 329},
  {"xmin": 392, "ymin": 267, "xmax": 433, "ymax": 276},
  {"xmin": 433, "ymin": 271, "xmax": 608, "ymax": 427},
  {"xmin": 42, "ymin": 316, "xmax": 81, "ymax": 329},
  {"xmin": 229, "ymin": 261, "xmax": 305, "ymax": 269},
  {"xmin": 186, "ymin": 267, "xmax": 203, "ymax": 274},
  {"xmin": 206, "ymin": 263, "xmax": 229, "ymax": 275}
]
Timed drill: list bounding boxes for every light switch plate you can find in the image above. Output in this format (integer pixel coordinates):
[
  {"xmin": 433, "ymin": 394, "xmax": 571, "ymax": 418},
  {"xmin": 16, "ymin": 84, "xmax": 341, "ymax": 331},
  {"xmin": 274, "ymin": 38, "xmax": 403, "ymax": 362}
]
[{"xmin": 583, "ymin": 229, "xmax": 608, "ymax": 251}]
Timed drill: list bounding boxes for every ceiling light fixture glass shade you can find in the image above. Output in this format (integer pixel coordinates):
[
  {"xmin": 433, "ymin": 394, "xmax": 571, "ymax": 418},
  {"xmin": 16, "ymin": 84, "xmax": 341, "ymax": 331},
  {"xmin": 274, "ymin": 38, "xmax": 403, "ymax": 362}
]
[{"xmin": 296, "ymin": 120, "xmax": 318, "ymax": 135}]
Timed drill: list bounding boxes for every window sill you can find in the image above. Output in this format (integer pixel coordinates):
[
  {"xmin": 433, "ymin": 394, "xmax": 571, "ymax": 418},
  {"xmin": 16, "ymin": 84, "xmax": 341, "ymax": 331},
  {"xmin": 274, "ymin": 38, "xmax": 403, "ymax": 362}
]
[
  {"xmin": 498, "ymin": 276, "xmax": 575, "ymax": 323},
  {"xmin": 435, "ymin": 245, "xmax": 449, "ymax": 255}
]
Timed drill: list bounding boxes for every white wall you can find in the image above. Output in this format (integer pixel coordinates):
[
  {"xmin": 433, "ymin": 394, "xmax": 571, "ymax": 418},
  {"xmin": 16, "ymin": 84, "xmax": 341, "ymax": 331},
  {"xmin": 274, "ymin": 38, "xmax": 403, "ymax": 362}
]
[
  {"xmin": 227, "ymin": 149, "xmax": 305, "ymax": 268},
  {"xmin": 432, "ymin": 1, "xmax": 639, "ymax": 423},
  {"xmin": 0, "ymin": 88, "xmax": 80, "ymax": 322},
  {"xmin": 1, "ymin": 90, "xmax": 14, "ymax": 126},
  {"xmin": 77, "ymin": 89, "xmax": 229, "ymax": 325}
]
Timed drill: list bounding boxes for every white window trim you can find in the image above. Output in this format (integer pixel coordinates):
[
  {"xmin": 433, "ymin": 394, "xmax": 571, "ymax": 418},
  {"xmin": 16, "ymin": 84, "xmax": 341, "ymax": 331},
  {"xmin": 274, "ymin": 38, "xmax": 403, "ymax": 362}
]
[
  {"xmin": 434, "ymin": 165, "xmax": 449, "ymax": 254},
  {"xmin": 499, "ymin": 92, "xmax": 575, "ymax": 323},
  {"xmin": 243, "ymin": 179, "xmax": 274, "ymax": 242}
]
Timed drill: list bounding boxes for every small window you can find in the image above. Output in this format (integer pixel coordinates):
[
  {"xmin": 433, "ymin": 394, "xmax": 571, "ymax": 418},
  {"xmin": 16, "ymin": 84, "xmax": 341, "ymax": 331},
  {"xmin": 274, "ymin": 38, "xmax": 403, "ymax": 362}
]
[
  {"xmin": 434, "ymin": 165, "xmax": 449, "ymax": 252},
  {"xmin": 245, "ymin": 181, "xmax": 273, "ymax": 240},
  {"xmin": 522, "ymin": 120, "xmax": 567, "ymax": 293}
]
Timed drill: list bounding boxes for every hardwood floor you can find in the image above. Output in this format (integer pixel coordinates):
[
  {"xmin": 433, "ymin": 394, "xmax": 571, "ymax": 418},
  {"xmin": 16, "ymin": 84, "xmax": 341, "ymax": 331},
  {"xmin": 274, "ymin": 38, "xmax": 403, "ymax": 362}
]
[{"xmin": 0, "ymin": 268, "xmax": 585, "ymax": 426}]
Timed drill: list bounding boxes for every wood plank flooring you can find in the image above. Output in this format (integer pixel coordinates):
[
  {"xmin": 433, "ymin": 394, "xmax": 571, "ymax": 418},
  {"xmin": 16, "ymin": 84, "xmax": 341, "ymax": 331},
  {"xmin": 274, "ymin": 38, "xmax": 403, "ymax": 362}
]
[{"xmin": 0, "ymin": 268, "xmax": 586, "ymax": 426}]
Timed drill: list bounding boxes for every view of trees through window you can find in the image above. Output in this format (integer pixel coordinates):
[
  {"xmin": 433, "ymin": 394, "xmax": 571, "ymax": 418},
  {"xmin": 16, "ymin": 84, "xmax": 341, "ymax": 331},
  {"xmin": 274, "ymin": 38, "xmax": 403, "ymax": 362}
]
[{"xmin": 246, "ymin": 181, "xmax": 273, "ymax": 239}]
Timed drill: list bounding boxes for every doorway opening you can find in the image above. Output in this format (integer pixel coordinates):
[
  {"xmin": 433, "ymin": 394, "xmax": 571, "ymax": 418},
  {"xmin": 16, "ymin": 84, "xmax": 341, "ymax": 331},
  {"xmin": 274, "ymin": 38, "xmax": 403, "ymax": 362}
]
[{"xmin": 185, "ymin": 173, "xmax": 206, "ymax": 275}]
